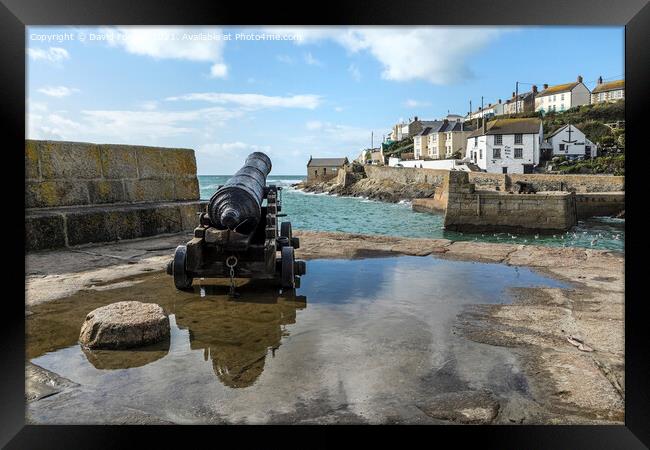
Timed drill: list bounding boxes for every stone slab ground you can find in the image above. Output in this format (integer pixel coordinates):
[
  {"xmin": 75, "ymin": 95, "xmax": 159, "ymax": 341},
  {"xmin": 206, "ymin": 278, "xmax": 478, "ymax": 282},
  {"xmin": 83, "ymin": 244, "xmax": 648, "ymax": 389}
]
[{"xmin": 25, "ymin": 230, "xmax": 624, "ymax": 424}]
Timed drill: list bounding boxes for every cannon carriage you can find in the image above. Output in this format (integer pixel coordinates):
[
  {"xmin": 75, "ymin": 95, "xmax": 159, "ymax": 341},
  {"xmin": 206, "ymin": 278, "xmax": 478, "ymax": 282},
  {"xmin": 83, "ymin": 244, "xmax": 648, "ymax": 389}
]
[{"xmin": 167, "ymin": 152, "xmax": 306, "ymax": 291}]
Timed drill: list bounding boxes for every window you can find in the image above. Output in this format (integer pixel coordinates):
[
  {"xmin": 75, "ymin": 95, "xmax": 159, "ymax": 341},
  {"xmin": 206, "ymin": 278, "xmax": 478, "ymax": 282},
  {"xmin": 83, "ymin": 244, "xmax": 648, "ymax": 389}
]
[
  {"xmin": 474, "ymin": 137, "xmax": 477, "ymax": 147},
  {"xmin": 561, "ymin": 93, "xmax": 565, "ymax": 101},
  {"xmin": 514, "ymin": 134, "xmax": 523, "ymax": 144},
  {"xmin": 559, "ymin": 143, "xmax": 565, "ymax": 151},
  {"xmin": 493, "ymin": 148, "xmax": 501, "ymax": 158},
  {"xmin": 514, "ymin": 148, "xmax": 523, "ymax": 158},
  {"xmin": 494, "ymin": 134, "xmax": 503, "ymax": 145},
  {"xmin": 479, "ymin": 149, "xmax": 482, "ymax": 159}
]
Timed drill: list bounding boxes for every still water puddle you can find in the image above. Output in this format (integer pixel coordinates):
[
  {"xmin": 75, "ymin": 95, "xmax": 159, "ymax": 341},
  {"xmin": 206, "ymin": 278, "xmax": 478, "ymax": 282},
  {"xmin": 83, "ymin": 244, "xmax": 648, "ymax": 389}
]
[{"xmin": 27, "ymin": 256, "xmax": 567, "ymax": 424}]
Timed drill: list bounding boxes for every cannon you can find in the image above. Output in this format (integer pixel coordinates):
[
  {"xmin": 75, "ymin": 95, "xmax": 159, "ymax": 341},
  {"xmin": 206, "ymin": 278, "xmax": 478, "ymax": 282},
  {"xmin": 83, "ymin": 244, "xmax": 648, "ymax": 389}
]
[{"xmin": 167, "ymin": 152, "xmax": 305, "ymax": 291}]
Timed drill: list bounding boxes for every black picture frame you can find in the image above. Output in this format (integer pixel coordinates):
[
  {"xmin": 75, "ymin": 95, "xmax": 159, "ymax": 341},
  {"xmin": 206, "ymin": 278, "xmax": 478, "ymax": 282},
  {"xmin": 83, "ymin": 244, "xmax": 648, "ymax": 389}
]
[{"xmin": 2, "ymin": 0, "xmax": 648, "ymax": 447}]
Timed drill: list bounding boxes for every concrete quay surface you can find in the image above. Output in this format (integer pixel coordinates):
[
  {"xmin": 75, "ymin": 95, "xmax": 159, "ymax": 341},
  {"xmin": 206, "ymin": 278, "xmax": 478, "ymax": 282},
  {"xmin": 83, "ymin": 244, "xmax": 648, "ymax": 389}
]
[{"xmin": 25, "ymin": 230, "xmax": 624, "ymax": 424}]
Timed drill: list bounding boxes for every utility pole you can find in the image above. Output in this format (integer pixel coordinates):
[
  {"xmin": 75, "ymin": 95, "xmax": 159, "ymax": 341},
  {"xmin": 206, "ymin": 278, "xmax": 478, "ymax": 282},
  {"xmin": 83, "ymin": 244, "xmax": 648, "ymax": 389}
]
[
  {"xmin": 371, "ymin": 131, "xmax": 374, "ymax": 150},
  {"xmin": 515, "ymin": 81, "xmax": 519, "ymax": 114}
]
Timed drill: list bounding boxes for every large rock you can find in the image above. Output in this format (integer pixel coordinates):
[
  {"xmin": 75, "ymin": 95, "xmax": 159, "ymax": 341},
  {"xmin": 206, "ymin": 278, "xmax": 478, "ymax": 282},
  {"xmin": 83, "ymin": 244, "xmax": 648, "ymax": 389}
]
[{"xmin": 79, "ymin": 301, "xmax": 170, "ymax": 349}]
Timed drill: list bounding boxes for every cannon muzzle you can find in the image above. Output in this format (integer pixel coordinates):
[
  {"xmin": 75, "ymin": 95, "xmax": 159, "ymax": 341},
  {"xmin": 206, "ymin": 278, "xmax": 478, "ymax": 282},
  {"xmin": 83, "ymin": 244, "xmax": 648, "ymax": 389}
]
[{"xmin": 207, "ymin": 152, "xmax": 272, "ymax": 234}]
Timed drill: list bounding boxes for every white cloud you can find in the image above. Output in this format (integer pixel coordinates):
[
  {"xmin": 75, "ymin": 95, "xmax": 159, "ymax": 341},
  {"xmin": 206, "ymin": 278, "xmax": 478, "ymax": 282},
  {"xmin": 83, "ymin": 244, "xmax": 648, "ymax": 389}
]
[
  {"xmin": 105, "ymin": 27, "xmax": 228, "ymax": 78},
  {"xmin": 209, "ymin": 63, "xmax": 228, "ymax": 78},
  {"xmin": 27, "ymin": 47, "xmax": 70, "ymax": 63},
  {"xmin": 403, "ymin": 99, "xmax": 430, "ymax": 108},
  {"xmin": 334, "ymin": 106, "xmax": 344, "ymax": 112},
  {"xmin": 348, "ymin": 64, "xmax": 361, "ymax": 82},
  {"xmin": 304, "ymin": 52, "xmax": 323, "ymax": 66},
  {"xmin": 198, "ymin": 141, "xmax": 270, "ymax": 156},
  {"xmin": 27, "ymin": 105, "xmax": 245, "ymax": 143},
  {"xmin": 306, "ymin": 120, "xmax": 323, "ymax": 130},
  {"xmin": 276, "ymin": 54, "xmax": 294, "ymax": 64},
  {"xmin": 37, "ymin": 86, "xmax": 80, "ymax": 98},
  {"xmin": 268, "ymin": 26, "xmax": 509, "ymax": 85},
  {"xmin": 166, "ymin": 92, "xmax": 321, "ymax": 110},
  {"xmin": 137, "ymin": 100, "xmax": 159, "ymax": 111}
]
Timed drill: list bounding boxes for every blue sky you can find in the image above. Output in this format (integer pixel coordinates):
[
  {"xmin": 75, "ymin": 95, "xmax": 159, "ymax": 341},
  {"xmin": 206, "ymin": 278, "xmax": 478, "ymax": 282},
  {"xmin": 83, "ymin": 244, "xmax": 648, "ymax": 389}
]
[{"xmin": 26, "ymin": 26, "xmax": 623, "ymax": 175}]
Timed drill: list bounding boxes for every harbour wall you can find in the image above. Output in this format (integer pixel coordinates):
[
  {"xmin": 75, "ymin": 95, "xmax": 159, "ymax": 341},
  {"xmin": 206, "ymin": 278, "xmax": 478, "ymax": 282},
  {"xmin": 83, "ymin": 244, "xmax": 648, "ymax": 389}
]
[
  {"xmin": 362, "ymin": 166, "xmax": 624, "ymax": 193},
  {"xmin": 414, "ymin": 171, "xmax": 578, "ymax": 233},
  {"xmin": 574, "ymin": 192, "xmax": 625, "ymax": 219},
  {"xmin": 25, "ymin": 140, "xmax": 205, "ymax": 251}
]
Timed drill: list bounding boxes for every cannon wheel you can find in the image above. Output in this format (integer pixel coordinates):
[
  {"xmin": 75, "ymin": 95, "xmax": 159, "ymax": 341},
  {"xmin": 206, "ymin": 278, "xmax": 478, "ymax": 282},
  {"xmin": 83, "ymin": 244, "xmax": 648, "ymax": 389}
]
[
  {"xmin": 172, "ymin": 245, "xmax": 193, "ymax": 290},
  {"xmin": 281, "ymin": 246, "xmax": 295, "ymax": 289},
  {"xmin": 281, "ymin": 221, "xmax": 292, "ymax": 240}
]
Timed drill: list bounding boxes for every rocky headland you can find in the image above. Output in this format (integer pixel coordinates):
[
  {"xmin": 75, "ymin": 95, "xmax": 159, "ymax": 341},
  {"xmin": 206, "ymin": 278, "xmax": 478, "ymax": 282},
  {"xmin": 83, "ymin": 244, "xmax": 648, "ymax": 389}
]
[{"xmin": 294, "ymin": 175, "xmax": 436, "ymax": 203}]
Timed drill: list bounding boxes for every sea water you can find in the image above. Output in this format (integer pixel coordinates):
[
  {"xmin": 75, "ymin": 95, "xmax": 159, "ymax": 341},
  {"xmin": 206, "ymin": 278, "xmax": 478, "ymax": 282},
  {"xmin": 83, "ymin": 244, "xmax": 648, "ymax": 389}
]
[{"xmin": 198, "ymin": 175, "xmax": 624, "ymax": 252}]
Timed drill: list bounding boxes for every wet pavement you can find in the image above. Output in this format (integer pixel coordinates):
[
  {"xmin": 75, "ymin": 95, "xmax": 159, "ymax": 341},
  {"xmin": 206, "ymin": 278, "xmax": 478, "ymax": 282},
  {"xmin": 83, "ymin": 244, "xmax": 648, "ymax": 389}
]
[{"xmin": 27, "ymin": 256, "xmax": 568, "ymax": 424}]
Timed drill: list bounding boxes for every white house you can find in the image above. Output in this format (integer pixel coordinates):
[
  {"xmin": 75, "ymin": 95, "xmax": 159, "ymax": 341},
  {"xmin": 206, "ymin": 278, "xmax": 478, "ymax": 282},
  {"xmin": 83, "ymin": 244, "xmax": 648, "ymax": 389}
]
[
  {"xmin": 534, "ymin": 76, "xmax": 591, "ymax": 113},
  {"xmin": 545, "ymin": 124, "xmax": 597, "ymax": 160},
  {"xmin": 591, "ymin": 77, "xmax": 624, "ymax": 104},
  {"xmin": 466, "ymin": 118, "xmax": 543, "ymax": 174}
]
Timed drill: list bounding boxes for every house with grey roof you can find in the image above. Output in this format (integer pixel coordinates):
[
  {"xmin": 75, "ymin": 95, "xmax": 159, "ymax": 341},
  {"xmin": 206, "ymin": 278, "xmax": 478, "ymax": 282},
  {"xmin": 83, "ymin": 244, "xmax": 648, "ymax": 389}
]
[
  {"xmin": 306, "ymin": 156, "xmax": 349, "ymax": 181},
  {"xmin": 414, "ymin": 119, "xmax": 474, "ymax": 160},
  {"xmin": 503, "ymin": 85, "xmax": 538, "ymax": 115},
  {"xmin": 534, "ymin": 76, "xmax": 590, "ymax": 113},
  {"xmin": 591, "ymin": 77, "xmax": 624, "ymax": 104},
  {"xmin": 466, "ymin": 118, "xmax": 543, "ymax": 174},
  {"xmin": 545, "ymin": 124, "xmax": 597, "ymax": 160}
]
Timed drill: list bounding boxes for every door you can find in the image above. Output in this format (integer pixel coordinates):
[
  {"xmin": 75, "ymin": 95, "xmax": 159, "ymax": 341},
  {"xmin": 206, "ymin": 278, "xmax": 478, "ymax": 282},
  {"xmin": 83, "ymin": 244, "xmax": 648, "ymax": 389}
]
[
  {"xmin": 585, "ymin": 146, "xmax": 591, "ymax": 159},
  {"xmin": 523, "ymin": 164, "xmax": 534, "ymax": 174},
  {"xmin": 502, "ymin": 167, "xmax": 508, "ymax": 174}
]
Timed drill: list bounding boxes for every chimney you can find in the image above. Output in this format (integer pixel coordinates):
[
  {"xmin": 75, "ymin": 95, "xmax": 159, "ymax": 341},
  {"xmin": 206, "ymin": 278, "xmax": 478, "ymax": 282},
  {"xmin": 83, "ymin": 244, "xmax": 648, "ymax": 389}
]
[
  {"xmin": 532, "ymin": 85, "xmax": 538, "ymax": 93},
  {"xmin": 512, "ymin": 91, "xmax": 515, "ymax": 98},
  {"xmin": 414, "ymin": 116, "xmax": 419, "ymax": 122},
  {"xmin": 498, "ymin": 99, "xmax": 502, "ymax": 104},
  {"xmin": 577, "ymin": 75, "xmax": 583, "ymax": 83},
  {"xmin": 597, "ymin": 76, "xmax": 603, "ymax": 84},
  {"xmin": 543, "ymin": 83, "xmax": 548, "ymax": 89}
]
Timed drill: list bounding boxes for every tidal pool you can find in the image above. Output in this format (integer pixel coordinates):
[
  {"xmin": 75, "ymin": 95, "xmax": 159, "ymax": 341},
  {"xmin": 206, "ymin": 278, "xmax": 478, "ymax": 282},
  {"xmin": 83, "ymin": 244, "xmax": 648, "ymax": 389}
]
[{"xmin": 27, "ymin": 256, "xmax": 568, "ymax": 424}]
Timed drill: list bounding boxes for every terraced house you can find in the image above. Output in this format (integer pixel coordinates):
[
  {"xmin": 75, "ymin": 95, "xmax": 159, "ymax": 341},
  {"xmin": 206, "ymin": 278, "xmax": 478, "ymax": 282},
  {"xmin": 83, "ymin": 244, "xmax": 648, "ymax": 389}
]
[
  {"xmin": 591, "ymin": 77, "xmax": 625, "ymax": 104},
  {"xmin": 534, "ymin": 75, "xmax": 591, "ymax": 113},
  {"xmin": 466, "ymin": 118, "xmax": 543, "ymax": 174},
  {"xmin": 503, "ymin": 85, "xmax": 538, "ymax": 115},
  {"xmin": 413, "ymin": 119, "xmax": 474, "ymax": 160}
]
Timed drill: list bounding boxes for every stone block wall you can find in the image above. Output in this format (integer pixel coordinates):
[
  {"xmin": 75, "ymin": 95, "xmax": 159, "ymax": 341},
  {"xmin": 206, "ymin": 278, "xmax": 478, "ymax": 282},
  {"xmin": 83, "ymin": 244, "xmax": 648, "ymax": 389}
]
[
  {"xmin": 25, "ymin": 140, "xmax": 205, "ymax": 251},
  {"xmin": 574, "ymin": 192, "xmax": 625, "ymax": 219},
  {"xmin": 26, "ymin": 140, "xmax": 199, "ymax": 208},
  {"xmin": 438, "ymin": 172, "xmax": 578, "ymax": 233},
  {"xmin": 468, "ymin": 171, "xmax": 624, "ymax": 193},
  {"xmin": 364, "ymin": 165, "xmax": 448, "ymax": 186}
]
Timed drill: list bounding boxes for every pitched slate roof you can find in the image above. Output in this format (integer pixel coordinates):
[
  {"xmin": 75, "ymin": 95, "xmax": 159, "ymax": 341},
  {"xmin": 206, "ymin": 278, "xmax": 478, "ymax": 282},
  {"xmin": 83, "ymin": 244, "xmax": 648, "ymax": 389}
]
[
  {"xmin": 467, "ymin": 118, "xmax": 541, "ymax": 138},
  {"xmin": 307, "ymin": 157, "xmax": 348, "ymax": 167},
  {"xmin": 537, "ymin": 82, "xmax": 582, "ymax": 97},
  {"xmin": 505, "ymin": 90, "xmax": 535, "ymax": 104},
  {"xmin": 592, "ymin": 79, "xmax": 624, "ymax": 94},
  {"xmin": 439, "ymin": 121, "xmax": 474, "ymax": 132}
]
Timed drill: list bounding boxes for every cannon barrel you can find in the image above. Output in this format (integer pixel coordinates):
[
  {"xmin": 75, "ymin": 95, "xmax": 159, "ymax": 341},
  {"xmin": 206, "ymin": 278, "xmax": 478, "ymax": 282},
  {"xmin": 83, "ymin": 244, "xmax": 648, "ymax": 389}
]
[{"xmin": 207, "ymin": 152, "xmax": 272, "ymax": 234}]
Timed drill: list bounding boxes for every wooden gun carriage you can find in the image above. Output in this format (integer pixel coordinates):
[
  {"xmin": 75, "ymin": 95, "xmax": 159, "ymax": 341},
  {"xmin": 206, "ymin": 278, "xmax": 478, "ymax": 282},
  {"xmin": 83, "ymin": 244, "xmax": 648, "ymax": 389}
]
[{"xmin": 167, "ymin": 152, "xmax": 305, "ymax": 291}]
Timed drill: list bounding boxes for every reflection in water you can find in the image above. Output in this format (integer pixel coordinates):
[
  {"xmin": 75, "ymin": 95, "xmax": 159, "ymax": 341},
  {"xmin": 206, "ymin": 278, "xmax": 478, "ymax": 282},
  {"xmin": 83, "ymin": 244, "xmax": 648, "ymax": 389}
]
[
  {"xmin": 81, "ymin": 339, "xmax": 170, "ymax": 370},
  {"xmin": 175, "ymin": 287, "xmax": 306, "ymax": 387}
]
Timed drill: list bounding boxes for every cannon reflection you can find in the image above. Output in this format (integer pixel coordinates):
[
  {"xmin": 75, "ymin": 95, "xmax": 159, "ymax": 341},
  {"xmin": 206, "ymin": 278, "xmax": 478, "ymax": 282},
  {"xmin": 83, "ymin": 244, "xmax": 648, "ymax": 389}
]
[{"xmin": 174, "ymin": 283, "xmax": 306, "ymax": 388}]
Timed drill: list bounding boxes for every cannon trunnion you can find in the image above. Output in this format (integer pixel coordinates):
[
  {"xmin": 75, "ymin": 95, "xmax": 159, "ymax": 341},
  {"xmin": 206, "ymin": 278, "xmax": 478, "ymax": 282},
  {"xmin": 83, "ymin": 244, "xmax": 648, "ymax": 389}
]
[{"xmin": 167, "ymin": 153, "xmax": 305, "ymax": 291}]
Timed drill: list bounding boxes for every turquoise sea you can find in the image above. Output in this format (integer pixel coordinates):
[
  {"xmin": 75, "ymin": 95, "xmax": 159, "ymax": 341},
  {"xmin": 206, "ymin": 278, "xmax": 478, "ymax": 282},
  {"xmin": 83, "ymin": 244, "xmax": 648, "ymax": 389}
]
[{"xmin": 199, "ymin": 175, "xmax": 624, "ymax": 252}]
